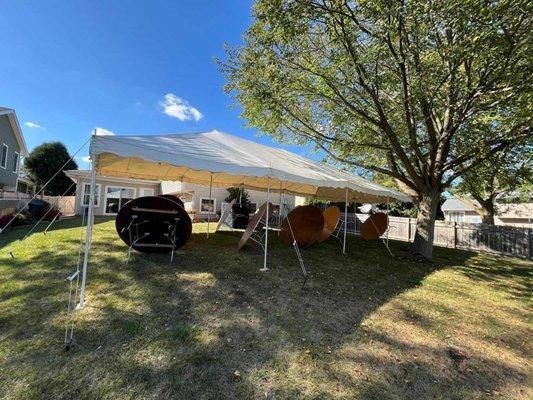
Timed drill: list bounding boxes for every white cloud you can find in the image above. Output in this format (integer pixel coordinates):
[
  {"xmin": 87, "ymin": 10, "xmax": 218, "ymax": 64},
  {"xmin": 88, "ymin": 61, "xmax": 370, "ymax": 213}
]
[
  {"xmin": 161, "ymin": 93, "xmax": 203, "ymax": 121},
  {"xmin": 75, "ymin": 155, "xmax": 91, "ymax": 166},
  {"xmin": 24, "ymin": 121, "xmax": 45, "ymax": 129},
  {"xmin": 93, "ymin": 127, "xmax": 115, "ymax": 136}
]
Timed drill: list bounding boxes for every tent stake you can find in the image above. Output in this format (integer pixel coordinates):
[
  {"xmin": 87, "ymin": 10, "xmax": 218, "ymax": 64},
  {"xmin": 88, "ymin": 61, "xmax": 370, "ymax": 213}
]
[
  {"xmin": 207, "ymin": 173, "xmax": 213, "ymax": 238},
  {"xmin": 261, "ymin": 177, "xmax": 270, "ymax": 271},
  {"xmin": 343, "ymin": 188, "xmax": 348, "ymax": 254}
]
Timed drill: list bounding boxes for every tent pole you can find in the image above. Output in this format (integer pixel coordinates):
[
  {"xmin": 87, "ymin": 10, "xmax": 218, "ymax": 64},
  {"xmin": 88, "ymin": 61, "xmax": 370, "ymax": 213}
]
[
  {"xmin": 78, "ymin": 148, "xmax": 96, "ymax": 308},
  {"xmin": 343, "ymin": 188, "xmax": 348, "ymax": 254},
  {"xmin": 207, "ymin": 173, "xmax": 213, "ymax": 238},
  {"xmin": 278, "ymin": 183, "xmax": 282, "ymax": 233},
  {"xmin": 353, "ymin": 200, "xmax": 357, "ymax": 235},
  {"xmin": 386, "ymin": 197, "xmax": 390, "ymax": 249},
  {"xmin": 261, "ymin": 178, "xmax": 271, "ymax": 271}
]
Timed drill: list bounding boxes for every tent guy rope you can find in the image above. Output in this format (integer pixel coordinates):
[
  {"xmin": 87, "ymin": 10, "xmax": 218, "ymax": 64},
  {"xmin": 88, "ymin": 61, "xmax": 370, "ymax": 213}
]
[{"xmin": 0, "ymin": 136, "xmax": 90, "ymax": 234}]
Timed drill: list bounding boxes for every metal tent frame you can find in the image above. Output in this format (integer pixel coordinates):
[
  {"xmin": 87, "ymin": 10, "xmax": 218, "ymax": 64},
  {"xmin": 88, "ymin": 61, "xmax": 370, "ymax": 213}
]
[{"xmin": 77, "ymin": 133, "xmax": 405, "ymax": 308}]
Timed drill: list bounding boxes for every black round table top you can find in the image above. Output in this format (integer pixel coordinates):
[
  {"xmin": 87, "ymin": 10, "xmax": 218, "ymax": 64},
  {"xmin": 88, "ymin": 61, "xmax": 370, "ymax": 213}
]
[{"xmin": 115, "ymin": 195, "xmax": 192, "ymax": 253}]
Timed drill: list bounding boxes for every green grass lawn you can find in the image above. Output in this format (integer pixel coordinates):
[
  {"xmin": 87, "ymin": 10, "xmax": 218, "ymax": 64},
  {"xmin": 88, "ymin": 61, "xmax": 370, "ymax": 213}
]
[{"xmin": 0, "ymin": 217, "xmax": 531, "ymax": 399}]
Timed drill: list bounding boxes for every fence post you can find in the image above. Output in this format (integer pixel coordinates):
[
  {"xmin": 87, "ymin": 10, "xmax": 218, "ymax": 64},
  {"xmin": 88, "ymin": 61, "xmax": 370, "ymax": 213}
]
[
  {"xmin": 527, "ymin": 228, "xmax": 533, "ymax": 260},
  {"xmin": 453, "ymin": 222, "xmax": 458, "ymax": 249}
]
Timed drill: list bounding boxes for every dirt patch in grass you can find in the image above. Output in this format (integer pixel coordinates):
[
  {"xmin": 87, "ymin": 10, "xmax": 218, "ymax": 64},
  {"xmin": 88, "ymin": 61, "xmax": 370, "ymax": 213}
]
[{"xmin": 0, "ymin": 218, "xmax": 531, "ymax": 399}]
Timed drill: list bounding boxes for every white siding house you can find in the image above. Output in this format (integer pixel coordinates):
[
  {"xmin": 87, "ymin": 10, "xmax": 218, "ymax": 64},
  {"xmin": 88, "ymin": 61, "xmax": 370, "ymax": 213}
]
[
  {"xmin": 161, "ymin": 181, "xmax": 296, "ymax": 220},
  {"xmin": 65, "ymin": 170, "xmax": 161, "ymax": 216},
  {"xmin": 65, "ymin": 171, "xmax": 296, "ymax": 219},
  {"xmin": 441, "ymin": 197, "xmax": 533, "ymax": 228}
]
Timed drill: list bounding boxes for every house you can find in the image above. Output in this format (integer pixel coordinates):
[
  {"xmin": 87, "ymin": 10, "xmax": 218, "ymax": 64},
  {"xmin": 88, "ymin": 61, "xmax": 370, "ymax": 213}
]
[
  {"xmin": 0, "ymin": 107, "xmax": 29, "ymax": 216},
  {"xmin": 64, "ymin": 170, "xmax": 296, "ymax": 219},
  {"xmin": 15, "ymin": 168, "xmax": 36, "ymax": 196},
  {"xmin": 441, "ymin": 197, "xmax": 533, "ymax": 228},
  {"xmin": 64, "ymin": 170, "xmax": 162, "ymax": 216},
  {"xmin": 160, "ymin": 181, "xmax": 296, "ymax": 219},
  {"xmin": 493, "ymin": 203, "xmax": 533, "ymax": 227},
  {"xmin": 0, "ymin": 107, "xmax": 27, "ymax": 191}
]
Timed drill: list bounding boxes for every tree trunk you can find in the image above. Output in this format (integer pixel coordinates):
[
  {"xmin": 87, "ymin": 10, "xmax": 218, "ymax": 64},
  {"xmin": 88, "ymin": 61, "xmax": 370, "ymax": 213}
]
[
  {"xmin": 411, "ymin": 191, "xmax": 440, "ymax": 259},
  {"xmin": 480, "ymin": 197, "xmax": 496, "ymax": 225},
  {"xmin": 472, "ymin": 194, "xmax": 496, "ymax": 225},
  {"xmin": 481, "ymin": 212, "xmax": 495, "ymax": 225}
]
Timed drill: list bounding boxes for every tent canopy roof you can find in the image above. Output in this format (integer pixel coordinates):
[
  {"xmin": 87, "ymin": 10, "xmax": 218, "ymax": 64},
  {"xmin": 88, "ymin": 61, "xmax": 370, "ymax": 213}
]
[{"xmin": 91, "ymin": 130, "xmax": 410, "ymax": 203}]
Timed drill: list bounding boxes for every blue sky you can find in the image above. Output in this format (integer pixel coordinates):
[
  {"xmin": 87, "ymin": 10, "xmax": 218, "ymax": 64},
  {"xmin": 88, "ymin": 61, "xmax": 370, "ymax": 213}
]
[{"xmin": 0, "ymin": 1, "xmax": 317, "ymax": 168}]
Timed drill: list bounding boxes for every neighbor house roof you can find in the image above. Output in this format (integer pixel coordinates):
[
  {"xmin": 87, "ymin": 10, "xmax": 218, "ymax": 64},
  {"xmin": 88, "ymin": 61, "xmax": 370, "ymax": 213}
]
[
  {"xmin": 0, "ymin": 107, "xmax": 29, "ymax": 156},
  {"xmin": 90, "ymin": 130, "xmax": 411, "ymax": 203},
  {"xmin": 441, "ymin": 198, "xmax": 476, "ymax": 212}
]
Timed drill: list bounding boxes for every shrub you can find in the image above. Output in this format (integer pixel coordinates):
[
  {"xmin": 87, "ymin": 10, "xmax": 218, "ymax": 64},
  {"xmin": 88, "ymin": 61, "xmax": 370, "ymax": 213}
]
[
  {"xmin": 0, "ymin": 213, "xmax": 31, "ymax": 230},
  {"xmin": 42, "ymin": 208, "xmax": 62, "ymax": 221}
]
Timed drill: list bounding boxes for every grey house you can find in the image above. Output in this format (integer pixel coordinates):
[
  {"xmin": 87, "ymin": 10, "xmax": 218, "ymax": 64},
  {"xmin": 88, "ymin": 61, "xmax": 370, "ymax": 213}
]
[{"xmin": 0, "ymin": 107, "xmax": 28, "ymax": 191}]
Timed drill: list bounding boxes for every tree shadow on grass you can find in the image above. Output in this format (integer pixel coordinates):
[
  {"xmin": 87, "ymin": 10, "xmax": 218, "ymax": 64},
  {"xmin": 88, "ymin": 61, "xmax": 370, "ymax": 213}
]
[
  {"xmin": 0, "ymin": 220, "xmax": 530, "ymax": 399},
  {"xmin": 453, "ymin": 254, "xmax": 532, "ymax": 301}
]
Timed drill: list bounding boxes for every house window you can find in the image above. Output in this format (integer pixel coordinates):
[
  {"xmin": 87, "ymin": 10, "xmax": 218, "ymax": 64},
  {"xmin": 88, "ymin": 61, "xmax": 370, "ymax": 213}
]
[
  {"xmin": 105, "ymin": 186, "xmax": 135, "ymax": 214},
  {"xmin": 447, "ymin": 211, "xmax": 465, "ymax": 223},
  {"xmin": 200, "ymin": 197, "xmax": 216, "ymax": 214},
  {"xmin": 12, "ymin": 152, "xmax": 19, "ymax": 173},
  {"xmin": 248, "ymin": 202, "xmax": 258, "ymax": 215},
  {"xmin": 82, "ymin": 183, "xmax": 101, "ymax": 206},
  {"xmin": 0, "ymin": 144, "xmax": 8, "ymax": 169}
]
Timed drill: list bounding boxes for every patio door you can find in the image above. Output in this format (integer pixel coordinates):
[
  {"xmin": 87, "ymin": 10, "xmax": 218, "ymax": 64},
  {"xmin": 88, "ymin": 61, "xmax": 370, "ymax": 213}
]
[{"xmin": 104, "ymin": 186, "xmax": 135, "ymax": 214}]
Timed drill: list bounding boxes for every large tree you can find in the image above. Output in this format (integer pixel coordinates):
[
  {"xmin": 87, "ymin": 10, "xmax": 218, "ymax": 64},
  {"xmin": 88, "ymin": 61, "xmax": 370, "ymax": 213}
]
[
  {"xmin": 24, "ymin": 142, "xmax": 78, "ymax": 196},
  {"xmin": 221, "ymin": 0, "xmax": 532, "ymax": 258},
  {"xmin": 453, "ymin": 144, "xmax": 532, "ymax": 224}
]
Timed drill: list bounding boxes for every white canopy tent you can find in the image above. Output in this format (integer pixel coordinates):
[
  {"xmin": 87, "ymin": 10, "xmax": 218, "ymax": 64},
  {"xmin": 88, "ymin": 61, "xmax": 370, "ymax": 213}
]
[
  {"xmin": 91, "ymin": 130, "xmax": 409, "ymax": 203},
  {"xmin": 79, "ymin": 130, "xmax": 410, "ymax": 306}
]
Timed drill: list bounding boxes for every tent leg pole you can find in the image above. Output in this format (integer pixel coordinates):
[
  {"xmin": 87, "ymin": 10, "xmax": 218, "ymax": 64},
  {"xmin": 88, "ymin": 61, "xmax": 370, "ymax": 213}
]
[
  {"xmin": 261, "ymin": 178, "xmax": 270, "ymax": 271},
  {"xmin": 386, "ymin": 197, "xmax": 390, "ymax": 248},
  {"xmin": 78, "ymin": 158, "xmax": 96, "ymax": 308},
  {"xmin": 384, "ymin": 197, "xmax": 392, "ymax": 256},
  {"xmin": 207, "ymin": 173, "xmax": 213, "ymax": 238},
  {"xmin": 343, "ymin": 189, "xmax": 348, "ymax": 255},
  {"xmin": 278, "ymin": 185, "xmax": 282, "ymax": 234},
  {"xmin": 353, "ymin": 200, "xmax": 357, "ymax": 234}
]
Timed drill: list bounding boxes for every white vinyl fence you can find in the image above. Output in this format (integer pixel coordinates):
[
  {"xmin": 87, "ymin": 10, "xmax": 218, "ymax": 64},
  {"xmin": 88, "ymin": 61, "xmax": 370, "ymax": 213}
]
[
  {"xmin": 342, "ymin": 213, "xmax": 532, "ymax": 260},
  {"xmin": 0, "ymin": 190, "xmax": 32, "ymax": 217},
  {"xmin": 0, "ymin": 191, "xmax": 76, "ymax": 217}
]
